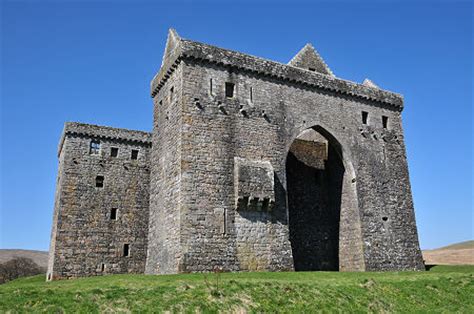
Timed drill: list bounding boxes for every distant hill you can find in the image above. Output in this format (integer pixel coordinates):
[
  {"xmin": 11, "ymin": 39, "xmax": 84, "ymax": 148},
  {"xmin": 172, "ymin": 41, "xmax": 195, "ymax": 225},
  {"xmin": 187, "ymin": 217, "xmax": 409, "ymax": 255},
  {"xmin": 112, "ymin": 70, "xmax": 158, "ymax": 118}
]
[
  {"xmin": 423, "ymin": 240, "xmax": 474, "ymax": 265},
  {"xmin": 437, "ymin": 240, "xmax": 474, "ymax": 250},
  {"xmin": 0, "ymin": 250, "xmax": 48, "ymax": 269}
]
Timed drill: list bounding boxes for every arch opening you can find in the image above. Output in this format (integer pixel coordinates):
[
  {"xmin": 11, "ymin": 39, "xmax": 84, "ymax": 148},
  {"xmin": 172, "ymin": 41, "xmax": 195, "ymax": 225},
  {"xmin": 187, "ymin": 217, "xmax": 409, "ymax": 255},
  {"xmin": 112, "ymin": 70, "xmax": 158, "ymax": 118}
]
[{"xmin": 286, "ymin": 126, "xmax": 360, "ymax": 271}]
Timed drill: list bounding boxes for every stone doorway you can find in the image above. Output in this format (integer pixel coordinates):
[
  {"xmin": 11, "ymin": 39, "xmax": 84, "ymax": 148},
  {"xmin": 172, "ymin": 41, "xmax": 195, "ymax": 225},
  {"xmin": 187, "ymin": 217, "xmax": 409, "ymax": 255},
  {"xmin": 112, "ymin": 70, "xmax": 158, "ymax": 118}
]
[{"xmin": 286, "ymin": 127, "xmax": 345, "ymax": 271}]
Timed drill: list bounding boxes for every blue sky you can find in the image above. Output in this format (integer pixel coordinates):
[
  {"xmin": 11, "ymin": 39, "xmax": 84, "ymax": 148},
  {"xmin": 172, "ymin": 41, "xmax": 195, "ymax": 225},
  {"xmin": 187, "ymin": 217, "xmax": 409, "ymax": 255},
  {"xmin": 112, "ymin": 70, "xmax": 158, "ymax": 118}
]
[{"xmin": 1, "ymin": 0, "xmax": 472, "ymax": 251}]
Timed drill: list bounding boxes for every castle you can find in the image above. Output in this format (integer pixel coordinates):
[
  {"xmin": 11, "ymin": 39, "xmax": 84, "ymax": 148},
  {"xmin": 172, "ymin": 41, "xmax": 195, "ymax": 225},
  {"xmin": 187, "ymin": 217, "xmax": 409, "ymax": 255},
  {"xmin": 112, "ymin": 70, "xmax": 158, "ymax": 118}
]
[{"xmin": 47, "ymin": 29, "xmax": 424, "ymax": 280}]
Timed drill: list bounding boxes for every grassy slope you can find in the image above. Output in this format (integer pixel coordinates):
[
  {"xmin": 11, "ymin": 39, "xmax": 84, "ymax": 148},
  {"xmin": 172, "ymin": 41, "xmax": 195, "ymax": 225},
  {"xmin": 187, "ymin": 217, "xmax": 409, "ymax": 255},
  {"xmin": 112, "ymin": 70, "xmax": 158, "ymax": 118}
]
[{"xmin": 1, "ymin": 266, "xmax": 473, "ymax": 313}]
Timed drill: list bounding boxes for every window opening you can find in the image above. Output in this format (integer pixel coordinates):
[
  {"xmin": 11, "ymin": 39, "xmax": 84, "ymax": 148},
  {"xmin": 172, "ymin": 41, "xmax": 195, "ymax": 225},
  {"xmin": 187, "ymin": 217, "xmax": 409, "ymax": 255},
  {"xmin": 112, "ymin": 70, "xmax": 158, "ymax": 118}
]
[
  {"xmin": 382, "ymin": 116, "xmax": 388, "ymax": 129},
  {"xmin": 131, "ymin": 149, "xmax": 139, "ymax": 160},
  {"xmin": 110, "ymin": 147, "xmax": 118, "ymax": 157},
  {"xmin": 123, "ymin": 244, "xmax": 130, "ymax": 257},
  {"xmin": 96, "ymin": 176, "xmax": 104, "ymax": 188},
  {"xmin": 225, "ymin": 82, "xmax": 235, "ymax": 98},
  {"xmin": 169, "ymin": 86, "xmax": 174, "ymax": 103},
  {"xmin": 90, "ymin": 140, "xmax": 100, "ymax": 155},
  {"xmin": 362, "ymin": 111, "xmax": 369, "ymax": 125},
  {"xmin": 110, "ymin": 208, "xmax": 117, "ymax": 220}
]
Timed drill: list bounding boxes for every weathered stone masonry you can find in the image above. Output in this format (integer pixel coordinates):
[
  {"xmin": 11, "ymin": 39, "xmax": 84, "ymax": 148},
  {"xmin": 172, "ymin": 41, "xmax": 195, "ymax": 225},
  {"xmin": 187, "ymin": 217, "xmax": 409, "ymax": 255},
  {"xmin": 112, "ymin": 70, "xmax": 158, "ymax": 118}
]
[
  {"xmin": 47, "ymin": 123, "xmax": 151, "ymax": 280},
  {"xmin": 48, "ymin": 29, "xmax": 424, "ymax": 280}
]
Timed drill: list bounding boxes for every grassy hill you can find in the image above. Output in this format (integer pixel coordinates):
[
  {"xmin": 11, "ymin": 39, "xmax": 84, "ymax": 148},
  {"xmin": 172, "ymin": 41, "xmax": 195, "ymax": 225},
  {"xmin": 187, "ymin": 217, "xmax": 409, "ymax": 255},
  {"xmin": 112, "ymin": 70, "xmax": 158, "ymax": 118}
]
[
  {"xmin": 423, "ymin": 240, "xmax": 474, "ymax": 265},
  {"xmin": 0, "ymin": 249, "xmax": 48, "ymax": 269},
  {"xmin": 0, "ymin": 265, "xmax": 473, "ymax": 312},
  {"xmin": 437, "ymin": 240, "xmax": 474, "ymax": 250}
]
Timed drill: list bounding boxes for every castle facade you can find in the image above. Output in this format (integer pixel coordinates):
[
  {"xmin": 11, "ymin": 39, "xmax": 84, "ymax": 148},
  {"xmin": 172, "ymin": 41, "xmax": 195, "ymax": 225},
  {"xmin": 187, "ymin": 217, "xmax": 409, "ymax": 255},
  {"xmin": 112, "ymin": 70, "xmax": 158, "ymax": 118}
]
[{"xmin": 47, "ymin": 29, "xmax": 424, "ymax": 280}]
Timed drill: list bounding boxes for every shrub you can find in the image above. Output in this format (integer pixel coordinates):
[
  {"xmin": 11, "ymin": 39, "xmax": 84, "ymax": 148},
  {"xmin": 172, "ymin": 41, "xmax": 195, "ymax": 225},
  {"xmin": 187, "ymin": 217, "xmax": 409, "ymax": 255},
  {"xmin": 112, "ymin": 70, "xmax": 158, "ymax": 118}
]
[{"xmin": 0, "ymin": 257, "xmax": 45, "ymax": 284}]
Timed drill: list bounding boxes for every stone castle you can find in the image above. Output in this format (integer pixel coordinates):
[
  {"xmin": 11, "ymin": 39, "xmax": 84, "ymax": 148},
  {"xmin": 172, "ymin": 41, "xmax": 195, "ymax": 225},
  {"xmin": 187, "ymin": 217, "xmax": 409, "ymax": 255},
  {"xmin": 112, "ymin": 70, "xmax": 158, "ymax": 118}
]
[{"xmin": 47, "ymin": 29, "xmax": 424, "ymax": 280}]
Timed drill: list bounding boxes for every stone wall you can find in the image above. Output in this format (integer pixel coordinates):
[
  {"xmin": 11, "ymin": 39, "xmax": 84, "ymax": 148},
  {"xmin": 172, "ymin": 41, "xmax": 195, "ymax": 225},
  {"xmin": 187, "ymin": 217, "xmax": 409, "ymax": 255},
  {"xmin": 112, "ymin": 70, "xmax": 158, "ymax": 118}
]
[
  {"xmin": 48, "ymin": 30, "xmax": 424, "ymax": 277},
  {"xmin": 145, "ymin": 62, "xmax": 184, "ymax": 274},
  {"xmin": 47, "ymin": 123, "xmax": 151, "ymax": 280},
  {"xmin": 148, "ymin": 39, "xmax": 424, "ymax": 271}
]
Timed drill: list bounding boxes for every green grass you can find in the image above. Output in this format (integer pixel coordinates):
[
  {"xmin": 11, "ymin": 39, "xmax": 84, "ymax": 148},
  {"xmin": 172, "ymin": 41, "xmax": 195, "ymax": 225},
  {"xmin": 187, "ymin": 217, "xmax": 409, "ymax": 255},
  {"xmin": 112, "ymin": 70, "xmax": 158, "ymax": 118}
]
[{"xmin": 1, "ymin": 265, "xmax": 473, "ymax": 313}]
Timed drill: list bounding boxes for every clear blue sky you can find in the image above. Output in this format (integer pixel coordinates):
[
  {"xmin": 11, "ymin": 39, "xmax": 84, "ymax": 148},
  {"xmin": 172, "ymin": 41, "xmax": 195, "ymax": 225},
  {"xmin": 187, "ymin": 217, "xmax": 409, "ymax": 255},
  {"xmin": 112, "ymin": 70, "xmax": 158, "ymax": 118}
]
[{"xmin": 1, "ymin": 0, "xmax": 472, "ymax": 251}]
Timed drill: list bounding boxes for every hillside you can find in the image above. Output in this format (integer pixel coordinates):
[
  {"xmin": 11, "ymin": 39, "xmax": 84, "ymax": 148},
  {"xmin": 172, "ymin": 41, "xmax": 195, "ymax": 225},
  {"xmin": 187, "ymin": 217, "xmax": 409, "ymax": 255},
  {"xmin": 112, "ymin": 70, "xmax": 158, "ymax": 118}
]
[
  {"xmin": 0, "ymin": 250, "xmax": 48, "ymax": 269},
  {"xmin": 0, "ymin": 265, "xmax": 472, "ymax": 312},
  {"xmin": 423, "ymin": 240, "xmax": 474, "ymax": 266},
  {"xmin": 438, "ymin": 240, "xmax": 474, "ymax": 250}
]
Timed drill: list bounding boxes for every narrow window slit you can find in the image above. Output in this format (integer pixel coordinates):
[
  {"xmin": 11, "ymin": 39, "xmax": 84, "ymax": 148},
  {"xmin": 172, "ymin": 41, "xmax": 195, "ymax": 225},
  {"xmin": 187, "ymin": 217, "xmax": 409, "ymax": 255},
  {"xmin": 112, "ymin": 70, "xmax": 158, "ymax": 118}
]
[
  {"xmin": 123, "ymin": 244, "xmax": 129, "ymax": 257},
  {"xmin": 169, "ymin": 86, "xmax": 174, "ymax": 103},
  {"xmin": 382, "ymin": 116, "xmax": 388, "ymax": 129},
  {"xmin": 362, "ymin": 111, "xmax": 368, "ymax": 125},
  {"xmin": 110, "ymin": 208, "xmax": 117, "ymax": 220},
  {"xmin": 223, "ymin": 208, "xmax": 227, "ymax": 235},
  {"xmin": 225, "ymin": 82, "xmax": 234, "ymax": 98}
]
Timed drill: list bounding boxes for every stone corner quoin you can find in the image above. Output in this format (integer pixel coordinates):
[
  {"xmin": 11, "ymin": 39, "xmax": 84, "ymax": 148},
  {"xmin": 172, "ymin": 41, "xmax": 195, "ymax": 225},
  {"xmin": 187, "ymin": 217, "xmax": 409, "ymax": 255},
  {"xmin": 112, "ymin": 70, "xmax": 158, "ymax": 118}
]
[{"xmin": 46, "ymin": 29, "xmax": 424, "ymax": 281}]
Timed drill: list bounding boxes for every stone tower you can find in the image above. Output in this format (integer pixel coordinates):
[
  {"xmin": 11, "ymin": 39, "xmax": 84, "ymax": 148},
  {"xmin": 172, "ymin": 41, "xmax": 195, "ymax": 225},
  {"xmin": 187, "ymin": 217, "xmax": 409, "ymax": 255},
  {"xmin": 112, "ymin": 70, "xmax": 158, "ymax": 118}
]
[
  {"xmin": 47, "ymin": 29, "xmax": 424, "ymax": 280},
  {"xmin": 144, "ymin": 29, "xmax": 424, "ymax": 274}
]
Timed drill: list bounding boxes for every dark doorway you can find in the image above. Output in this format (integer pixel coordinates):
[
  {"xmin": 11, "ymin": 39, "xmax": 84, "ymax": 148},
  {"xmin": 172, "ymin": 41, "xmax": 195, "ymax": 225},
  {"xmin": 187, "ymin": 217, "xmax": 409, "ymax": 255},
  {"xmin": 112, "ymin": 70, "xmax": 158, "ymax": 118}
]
[{"xmin": 286, "ymin": 128, "xmax": 345, "ymax": 271}]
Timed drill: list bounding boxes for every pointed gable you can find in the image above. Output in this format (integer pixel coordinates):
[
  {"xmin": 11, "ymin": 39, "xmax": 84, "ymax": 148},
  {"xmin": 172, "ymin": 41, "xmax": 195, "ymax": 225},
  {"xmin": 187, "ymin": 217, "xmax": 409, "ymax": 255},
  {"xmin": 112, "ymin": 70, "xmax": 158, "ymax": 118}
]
[
  {"xmin": 161, "ymin": 28, "xmax": 181, "ymax": 67},
  {"xmin": 362, "ymin": 78, "xmax": 379, "ymax": 89},
  {"xmin": 288, "ymin": 43, "xmax": 334, "ymax": 77}
]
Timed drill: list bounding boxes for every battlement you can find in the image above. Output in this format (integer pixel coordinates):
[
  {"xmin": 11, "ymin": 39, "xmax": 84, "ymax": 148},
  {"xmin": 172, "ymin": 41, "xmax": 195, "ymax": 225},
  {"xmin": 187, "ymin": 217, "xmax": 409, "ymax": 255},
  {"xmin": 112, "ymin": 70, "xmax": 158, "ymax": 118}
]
[
  {"xmin": 58, "ymin": 122, "xmax": 152, "ymax": 157},
  {"xmin": 151, "ymin": 29, "xmax": 403, "ymax": 109}
]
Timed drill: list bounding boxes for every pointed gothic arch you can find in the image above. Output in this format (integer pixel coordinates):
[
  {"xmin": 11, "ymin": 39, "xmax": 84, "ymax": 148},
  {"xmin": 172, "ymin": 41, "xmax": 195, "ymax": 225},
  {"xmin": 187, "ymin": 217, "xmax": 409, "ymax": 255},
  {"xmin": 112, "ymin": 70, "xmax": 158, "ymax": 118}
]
[{"xmin": 285, "ymin": 125, "xmax": 365, "ymax": 271}]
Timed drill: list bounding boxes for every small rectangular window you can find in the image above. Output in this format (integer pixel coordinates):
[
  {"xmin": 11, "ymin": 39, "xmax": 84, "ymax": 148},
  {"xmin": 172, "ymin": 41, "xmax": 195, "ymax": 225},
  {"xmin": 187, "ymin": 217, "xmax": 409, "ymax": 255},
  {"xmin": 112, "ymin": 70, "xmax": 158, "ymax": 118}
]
[
  {"xmin": 101, "ymin": 263, "xmax": 106, "ymax": 272},
  {"xmin": 131, "ymin": 149, "xmax": 139, "ymax": 160},
  {"xmin": 209, "ymin": 78, "xmax": 213, "ymax": 95},
  {"xmin": 90, "ymin": 140, "xmax": 100, "ymax": 155},
  {"xmin": 225, "ymin": 82, "xmax": 234, "ymax": 98},
  {"xmin": 110, "ymin": 208, "xmax": 117, "ymax": 220},
  {"xmin": 308, "ymin": 67, "xmax": 316, "ymax": 72},
  {"xmin": 362, "ymin": 111, "xmax": 368, "ymax": 125},
  {"xmin": 110, "ymin": 147, "xmax": 118, "ymax": 157},
  {"xmin": 123, "ymin": 244, "xmax": 129, "ymax": 257},
  {"xmin": 169, "ymin": 86, "xmax": 174, "ymax": 103},
  {"xmin": 382, "ymin": 116, "xmax": 388, "ymax": 129},
  {"xmin": 96, "ymin": 176, "xmax": 104, "ymax": 188}
]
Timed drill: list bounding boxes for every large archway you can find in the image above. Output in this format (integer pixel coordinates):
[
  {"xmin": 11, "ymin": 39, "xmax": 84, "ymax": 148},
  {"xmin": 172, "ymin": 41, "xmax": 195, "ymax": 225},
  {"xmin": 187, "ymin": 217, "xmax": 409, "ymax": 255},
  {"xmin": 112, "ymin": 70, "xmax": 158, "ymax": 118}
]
[{"xmin": 286, "ymin": 126, "xmax": 365, "ymax": 271}]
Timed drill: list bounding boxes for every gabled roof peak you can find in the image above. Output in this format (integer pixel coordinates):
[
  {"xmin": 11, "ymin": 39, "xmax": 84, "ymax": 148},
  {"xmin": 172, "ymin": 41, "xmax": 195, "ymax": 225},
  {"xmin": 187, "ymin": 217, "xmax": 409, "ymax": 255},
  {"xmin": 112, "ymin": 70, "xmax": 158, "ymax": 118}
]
[
  {"xmin": 362, "ymin": 78, "xmax": 379, "ymax": 89},
  {"xmin": 161, "ymin": 28, "xmax": 182, "ymax": 67},
  {"xmin": 288, "ymin": 43, "xmax": 334, "ymax": 77}
]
